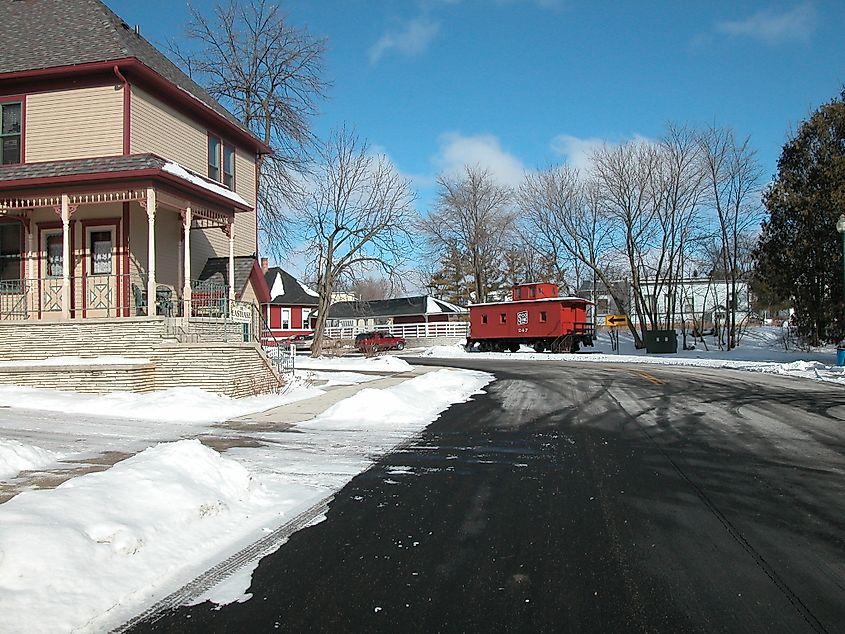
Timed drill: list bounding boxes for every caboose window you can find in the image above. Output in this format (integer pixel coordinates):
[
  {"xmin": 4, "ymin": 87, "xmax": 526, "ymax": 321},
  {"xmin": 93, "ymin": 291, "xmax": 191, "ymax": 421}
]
[
  {"xmin": 540, "ymin": 311, "xmax": 547, "ymax": 322},
  {"xmin": 500, "ymin": 313, "xmax": 506, "ymax": 324},
  {"xmin": 482, "ymin": 314, "xmax": 488, "ymax": 324},
  {"xmin": 529, "ymin": 287, "xmax": 535, "ymax": 298}
]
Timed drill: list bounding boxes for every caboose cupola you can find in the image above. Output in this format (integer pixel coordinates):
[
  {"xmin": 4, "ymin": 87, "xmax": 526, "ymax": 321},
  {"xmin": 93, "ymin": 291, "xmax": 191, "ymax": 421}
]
[{"xmin": 511, "ymin": 283, "xmax": 559, "ymax": 301}]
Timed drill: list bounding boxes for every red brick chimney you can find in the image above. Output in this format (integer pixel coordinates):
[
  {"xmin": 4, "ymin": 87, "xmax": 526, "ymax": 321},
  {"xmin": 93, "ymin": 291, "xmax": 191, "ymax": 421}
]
[{"xmin": 261, "ymin": 257, "xmax": 269, "ymax": 273}]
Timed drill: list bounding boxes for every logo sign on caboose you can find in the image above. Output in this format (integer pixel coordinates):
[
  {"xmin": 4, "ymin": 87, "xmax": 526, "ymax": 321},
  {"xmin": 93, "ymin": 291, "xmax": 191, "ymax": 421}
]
[{"xmin": 517, "ymin": 310, "xmax": 529, "ymax": 326}]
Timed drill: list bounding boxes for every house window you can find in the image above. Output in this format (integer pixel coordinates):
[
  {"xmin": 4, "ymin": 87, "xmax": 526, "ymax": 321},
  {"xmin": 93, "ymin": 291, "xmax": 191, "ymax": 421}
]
[
  {"xmin": 282, "ymin": 308, "xmax": 290, "ymax": 329},
  {"xmin": 223, "ymin": 145, "xmax": 235, "ymax": 189},
  {"xmin": 0, "ymin": 102, "xmax": 22, "ymax": 165},
  {"xmin": 46, "ymin": 235, "xmax": 63, "ymax": 277},
  {"xmin": 208, "ymin": 135, "xmax": 221, "ymax": 181},
  {"xmin": 500, "ymin": 313, "xmax": 506, "ymax": 324},
  {"xmin": 302, "ymin": 308, "xmax": 311, "ymax": 329},
  {"xmin": 540, "ymin": 311, "xmax": 547, "ymax": 323},
  {"xmin": 90, "ymin": 231, "xmax": 112, "ymax": 275},
  {"xmin": 0, "ymin": 222, "xmax": 22, "ymax": 287}
]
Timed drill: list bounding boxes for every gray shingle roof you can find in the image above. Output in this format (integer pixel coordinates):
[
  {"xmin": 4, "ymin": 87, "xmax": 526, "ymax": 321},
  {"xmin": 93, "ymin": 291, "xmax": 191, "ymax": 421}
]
[
  {"xmin": 0, "ymin": 0, "xmax": 252, "ymax": 137},
  {"xmin": 265, "ymin": 267, "xmax": 319, "ymax": 306},
  {"xmin": 198, "ymin": 256, "xmax": 257, "ymax": 298},
  {"xmin": 328, "ymin": 296, "xmax": 465, "ymax": 319},
  {"xmin": 0, "ymin": 153, "xmax": 166, "ymax": 182}
]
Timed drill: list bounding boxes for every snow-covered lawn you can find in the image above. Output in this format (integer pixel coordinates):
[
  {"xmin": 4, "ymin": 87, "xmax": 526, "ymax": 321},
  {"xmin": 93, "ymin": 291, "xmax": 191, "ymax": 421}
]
[
  {"xmin": 0, "ymin": 367, "xmax": 492, "ymax": 633},
  {"xmin": 415, "ymin": 326, "xmax": 845, "ymax": 386},
  {"xmin": 295, "ymin": 354, "xmax": 414, "ymax": 373}
]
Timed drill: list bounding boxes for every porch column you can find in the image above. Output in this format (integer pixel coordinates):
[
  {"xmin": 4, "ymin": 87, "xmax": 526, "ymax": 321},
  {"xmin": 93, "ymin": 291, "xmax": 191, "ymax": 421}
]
[
  {"xmin": 182, "ymin": 206, "xmax": 192, "ymax": 309},
  {"xmin": 60, "ymin": 194, "xmax": 71, "ymax": 320},
  {"xmin": 146, "ymin": 187, "xmax": 157, "ymax": 315},
  {"xmin": 227, "ymin": 220, "xmax": 235, "ymax": 302}
]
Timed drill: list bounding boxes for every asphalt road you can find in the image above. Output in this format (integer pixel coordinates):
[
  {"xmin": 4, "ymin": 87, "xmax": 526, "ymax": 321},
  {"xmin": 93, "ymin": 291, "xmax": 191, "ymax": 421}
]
[{"xmin": 134, "ymin": 359, "xmax": 845, "ymax": 633}]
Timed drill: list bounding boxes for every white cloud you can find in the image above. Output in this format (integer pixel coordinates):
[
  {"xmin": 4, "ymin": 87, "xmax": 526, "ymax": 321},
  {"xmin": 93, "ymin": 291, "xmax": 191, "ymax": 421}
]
[
  {"xmin": 431, "ymin": 132, "xmax": 527, "ymax": 186},
  {"xmin": 715, "ymin": 2, "xmax": 816, "ymax": 43},
  {"xmin": 549, "ymin": 134, "xmax": 607, "ymax": 173},
  {"xmin": 550, "ymin": 133, "xmax": 655, "ymax": 173},
  {"xmin": 369, "ymin": 18, "xmax": 440, "ymax": 64}
]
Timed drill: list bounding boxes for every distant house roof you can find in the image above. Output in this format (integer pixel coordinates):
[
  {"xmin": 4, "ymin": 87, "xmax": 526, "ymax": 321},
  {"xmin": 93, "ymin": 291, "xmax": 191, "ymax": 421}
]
[
  {"xmin": 0, "ymin": 0, "xmax": 266, "ymax": 151},
  {"xmin": 264, "ymin": 267, "xmax": 319, "ymax": 306},
  {"xmin": 198, "ymin": 256, "xmax": 269, "ymax": 302},
  {"xmin": 328, "ymin": 296, "xmax": 467, "ymax": 319}
]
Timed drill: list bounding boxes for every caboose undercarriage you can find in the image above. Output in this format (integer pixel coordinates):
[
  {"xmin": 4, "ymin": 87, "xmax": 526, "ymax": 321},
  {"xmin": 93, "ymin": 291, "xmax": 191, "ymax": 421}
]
[{"xmin": 467, "ymin": 330, "xmax": 594, "ymax": 354}]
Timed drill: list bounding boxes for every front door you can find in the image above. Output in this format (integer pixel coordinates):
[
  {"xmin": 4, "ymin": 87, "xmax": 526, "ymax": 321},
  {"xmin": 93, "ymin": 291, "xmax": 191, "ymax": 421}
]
[
  {"xmin": 40, "ymin": 230, "xmax": 65, "ymax": 317},
  {"xmin": 84, "ymin": 227, "xmax": 117, "ymax": 317}
]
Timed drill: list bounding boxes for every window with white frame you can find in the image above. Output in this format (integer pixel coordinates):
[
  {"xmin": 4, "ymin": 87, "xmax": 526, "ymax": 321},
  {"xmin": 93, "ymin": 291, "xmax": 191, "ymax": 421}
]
[
  {"xmin": 301, "ymin": 308, "xmax": 311, "ymax": 329},
  {"xmin": 208, "ymin": 135, "xmax": 221, "ymax": 181},
  {"xmin": 282, "ymin": 308, "xmax": 290, "ymax": 329},
  {"xmin": 223, "ymin": 145, "xmax": 235, "ymax": 189}
]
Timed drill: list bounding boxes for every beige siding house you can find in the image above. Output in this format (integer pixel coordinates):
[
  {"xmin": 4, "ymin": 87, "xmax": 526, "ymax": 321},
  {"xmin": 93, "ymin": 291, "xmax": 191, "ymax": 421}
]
[{"xmin": 0, "ymin": 0, "xmax": 284, "ymax": 395}]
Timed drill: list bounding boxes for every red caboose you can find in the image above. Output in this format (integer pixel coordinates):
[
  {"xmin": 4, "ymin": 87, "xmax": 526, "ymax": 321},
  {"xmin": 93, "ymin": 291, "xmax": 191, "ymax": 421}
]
[{"xmin": 467, "ymin": 283, "xmax": 594, "ymax": 353}]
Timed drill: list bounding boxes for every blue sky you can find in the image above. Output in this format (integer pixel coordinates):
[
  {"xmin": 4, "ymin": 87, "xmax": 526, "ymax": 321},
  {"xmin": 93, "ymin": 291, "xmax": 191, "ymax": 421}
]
[{"xmin": 109, "ymin": 0, "xmax": 844, "ymax": 209}]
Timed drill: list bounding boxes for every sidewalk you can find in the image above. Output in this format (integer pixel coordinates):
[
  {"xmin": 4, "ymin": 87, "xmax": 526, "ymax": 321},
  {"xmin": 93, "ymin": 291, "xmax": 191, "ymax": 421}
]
[{"xmin": 0, "ymin": 366, "xmax": 436, "ymax": 503}]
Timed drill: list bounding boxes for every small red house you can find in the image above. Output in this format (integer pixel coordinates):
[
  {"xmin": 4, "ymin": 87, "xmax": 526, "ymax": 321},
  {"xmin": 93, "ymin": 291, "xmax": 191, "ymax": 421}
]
[{"xmin": 262, "ymin": 263, "xmax": 318, "ymax": 341}]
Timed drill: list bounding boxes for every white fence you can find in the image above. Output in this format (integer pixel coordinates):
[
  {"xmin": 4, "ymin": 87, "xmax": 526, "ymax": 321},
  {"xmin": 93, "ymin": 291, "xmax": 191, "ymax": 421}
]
[{"xmin": 324, "ymin": 321, "xmax": 468, "ymax": 340}]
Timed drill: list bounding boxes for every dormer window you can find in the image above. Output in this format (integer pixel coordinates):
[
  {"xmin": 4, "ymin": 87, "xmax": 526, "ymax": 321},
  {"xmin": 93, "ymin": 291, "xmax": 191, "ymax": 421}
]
[
  {"xmin": 0, "ymin": 102, "xmax": 22, "ymax": 165},
  {"xmin": 208, "ymin": 135, "xmax": 221, "ymax": 181}
]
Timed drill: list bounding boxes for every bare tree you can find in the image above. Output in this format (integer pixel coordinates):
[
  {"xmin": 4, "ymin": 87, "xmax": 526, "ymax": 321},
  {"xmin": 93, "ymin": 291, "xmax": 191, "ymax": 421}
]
[
  {"xmin": 350, "ymin": 277, "xmax": 394, "ymax": 301},
  {"xmin": 420, "ymin": 167, "xmax": 515, "ymax": 303},
  {"xmin": 699, "ymin": 126, "xmax": 763, "ymax": 349},
  {"xmin": 173, "ymin": 0, "xmax": 329, "ymax": 254},
  {"xmin": 519, "ymin": 164, "xmax": 633, "ymax": 339},
  {"xmin": 293, "ymin": 128, "xmax": 416, "ymax": 356}
]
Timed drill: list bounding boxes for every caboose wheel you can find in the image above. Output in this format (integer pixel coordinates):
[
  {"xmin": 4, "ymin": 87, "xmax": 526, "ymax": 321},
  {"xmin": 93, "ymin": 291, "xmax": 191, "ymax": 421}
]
[
  {"xmin": 508, "ymin": 343, "xmax": 519, "ymax": 353},
  {"xmin": 533, "ymin": 342, "xmax": 545, "ymax": 353}
]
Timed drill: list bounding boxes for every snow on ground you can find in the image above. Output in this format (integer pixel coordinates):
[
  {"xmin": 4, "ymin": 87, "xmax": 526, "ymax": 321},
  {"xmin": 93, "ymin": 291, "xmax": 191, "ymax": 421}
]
[
  {"xmin": 0, "ymin": 382, "xmax": 323, "ymax": 424},
  {"xmin": 415, "ymin": 326, "xmax": 845, "ymax": 386},
  {"xmin": 0, "ymin": 368, "xmax": 493, "ymax": 633},
  {"xmin": 0, "ymin": 440, "xmax": 62, "ymax": 480},
  {"xmin": 296, "ymin": 369, "xmax": 382, "ymax": 387},
  {"xmin": 295, "ymin": 355, "xmax": 414, "ymax": 373}
]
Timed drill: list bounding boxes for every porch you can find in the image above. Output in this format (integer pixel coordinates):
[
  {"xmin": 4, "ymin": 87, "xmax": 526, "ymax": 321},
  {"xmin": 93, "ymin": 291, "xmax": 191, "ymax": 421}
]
[{"xmin": 0, "ymin": 185, "xmax": 244, "ymax": 322}]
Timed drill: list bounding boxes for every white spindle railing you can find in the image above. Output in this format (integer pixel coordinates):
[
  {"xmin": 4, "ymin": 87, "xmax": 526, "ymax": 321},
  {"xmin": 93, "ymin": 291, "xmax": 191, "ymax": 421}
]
[{"xmin": 322, "ymin": 321, "xmax": 468, "ymax": 340}]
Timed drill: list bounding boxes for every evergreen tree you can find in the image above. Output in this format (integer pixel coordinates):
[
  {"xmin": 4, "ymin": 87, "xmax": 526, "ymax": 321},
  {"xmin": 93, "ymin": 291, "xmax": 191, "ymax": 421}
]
[{"xmin": 755, "ymin": 89, "xmax": 845, "ymax": 345}]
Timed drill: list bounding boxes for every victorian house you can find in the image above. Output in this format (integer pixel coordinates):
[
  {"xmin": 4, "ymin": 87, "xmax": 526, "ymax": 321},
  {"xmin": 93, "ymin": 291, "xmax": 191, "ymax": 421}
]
[{"xmin": 0, "ymin": 0, "xmax": 282, "ymax": 395}]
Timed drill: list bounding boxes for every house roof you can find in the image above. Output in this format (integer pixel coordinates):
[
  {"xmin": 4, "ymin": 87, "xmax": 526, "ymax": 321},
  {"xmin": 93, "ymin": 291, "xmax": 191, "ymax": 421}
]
[
  {"xmin": 328, "ymin": 296, "xmax": 467, "ymax": 319},
  {"xmin": 264, "ymin": 267, "xmax": 319, "ymax": 306},
  {"xmin": 197, "ymin": 256, "xmax": 265, "ymax": 301},
  {"xmin": 0, "ymin": 0, "xmax": 265, "ymax": 150},
  {"xmin": 0, "ymin": 154, "xmax": 251, "ymax": 210}
]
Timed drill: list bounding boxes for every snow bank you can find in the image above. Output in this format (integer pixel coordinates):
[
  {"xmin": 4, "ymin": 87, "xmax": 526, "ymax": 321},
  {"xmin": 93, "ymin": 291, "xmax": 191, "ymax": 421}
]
[
  {"xmin": 296, "ymin": 355, "xmax": 413, "ymax": 373},
  {"xmin": 303, "ymin": 368, "xmax": 490, "ymax": 431},
  {"xmin": 0, "ymin": 440, "xmax": 61, "ymax": 480},
  {"xmin": 0, "ymin": 384, "xmax": 323, "ymax": 424},
  {"xmin": 0, "ymin": 440, "xmax": 293, "ymax": 634}
]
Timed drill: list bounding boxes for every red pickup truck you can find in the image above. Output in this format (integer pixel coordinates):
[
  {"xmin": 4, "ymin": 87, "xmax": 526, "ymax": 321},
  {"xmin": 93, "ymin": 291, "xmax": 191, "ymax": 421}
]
[{"xmin": 354, "ymin": 331, "xmax": 406, "ymax": 353}]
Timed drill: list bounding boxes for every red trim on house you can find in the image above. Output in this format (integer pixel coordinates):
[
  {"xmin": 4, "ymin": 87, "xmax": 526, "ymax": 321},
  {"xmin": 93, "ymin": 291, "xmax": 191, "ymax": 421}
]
[
  {"xmin": 122, "ymin": 202, "xmax": 130, "ymax": 317},
  {"xmin": 0, "ymin": 164, "xmax": 253, "ymax": 211},
  {"xmin": 0, "ymin": 59, "xmax": 271, "ymax": 155},
  {"xmin": 114, "ymin": 66, "xmax": 131, "ymax": 156},
  {"xmin": 0, "ymin": 94, "xmax": 26, "ymax": 164},
  {"xmin": 79, "ymin": 218, "xmax": 121, "ymax": 318},
  {"xmin": 249, "ymin": 259, "xmax": 271, "ymax": 303}
]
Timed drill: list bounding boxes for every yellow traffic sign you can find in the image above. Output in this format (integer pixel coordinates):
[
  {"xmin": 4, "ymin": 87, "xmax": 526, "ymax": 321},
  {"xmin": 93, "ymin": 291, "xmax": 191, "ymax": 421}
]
[{"xmin": 606, "ymin": 314, "xmax": 629, "ymax": 327}]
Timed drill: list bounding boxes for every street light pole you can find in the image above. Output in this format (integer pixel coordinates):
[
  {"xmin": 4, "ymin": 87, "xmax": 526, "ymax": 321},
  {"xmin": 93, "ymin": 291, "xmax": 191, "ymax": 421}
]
[{"xmin": 838, "ymin": 214, "xmax": 845, "ymax": 306}]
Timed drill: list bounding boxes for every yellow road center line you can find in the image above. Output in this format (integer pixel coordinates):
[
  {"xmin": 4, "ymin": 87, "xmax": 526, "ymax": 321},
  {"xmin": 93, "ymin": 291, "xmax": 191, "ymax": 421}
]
[{"xmin": 631, "ymin": 369, "xmax": 664, "ymax": 385}]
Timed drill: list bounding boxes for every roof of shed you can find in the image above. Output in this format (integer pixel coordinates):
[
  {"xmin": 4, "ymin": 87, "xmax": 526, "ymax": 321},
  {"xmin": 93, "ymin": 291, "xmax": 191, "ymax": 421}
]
[
  {"xmin": 0, "ymin": 0, "xmax": 255, "ymax": 141},
  {"xmin": 197, "ymin": 256, "xmax": 257, "ymax": 298}
]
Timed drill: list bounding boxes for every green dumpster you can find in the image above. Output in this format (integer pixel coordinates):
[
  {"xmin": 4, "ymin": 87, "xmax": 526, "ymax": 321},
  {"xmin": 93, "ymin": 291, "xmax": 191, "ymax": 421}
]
[{"xmin": 644, "ymin": 329, "xmax": 677, "ymax": 354}]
